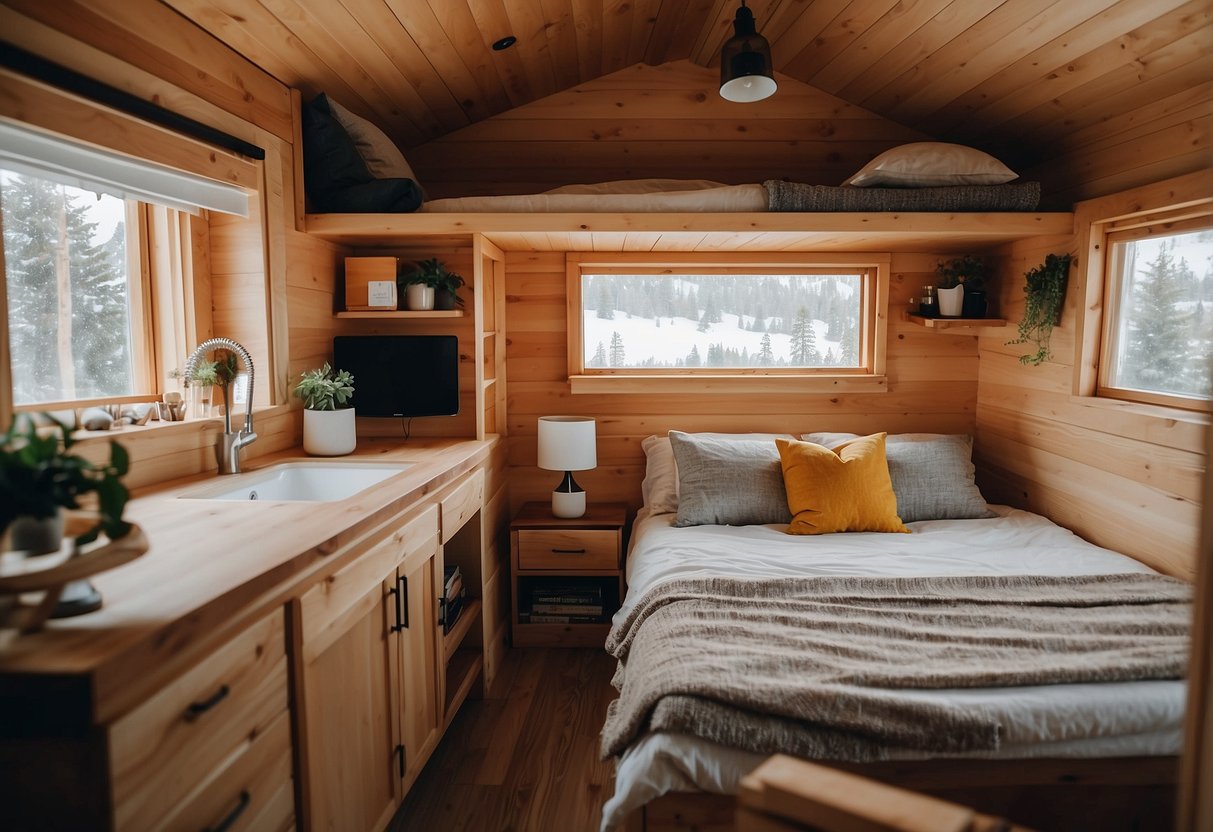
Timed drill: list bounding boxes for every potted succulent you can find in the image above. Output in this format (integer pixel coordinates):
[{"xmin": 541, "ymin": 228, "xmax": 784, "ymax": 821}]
[
  {"xmin": 399, "ymin": 258, "xmax": 462, "ymax": 311},
  {"xmin": 935, "ymin": 255, "xmax": 989, "ymax": 318},
  {"xmin": 294, "ymin": 362, "xmax": 357, "ymax": 456},
  {"xmin": 1, "ymin": 413, "xmax": 131, "ymax": 554},
  {"xmin": 433, "ymin": 269, "xmax": 466, "ymax": 311}
]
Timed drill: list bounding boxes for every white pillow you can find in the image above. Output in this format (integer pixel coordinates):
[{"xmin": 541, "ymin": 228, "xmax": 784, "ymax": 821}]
[
  {"xmin": 545, "ymin": 179, "xmax": 729, "ymax": 196},
  {"xmin": 844, "ymin": 142, "xmax": 1017, "ymax": 188},
  {"xmin": 640, "ymin": 431, "xmax": 796, "ymax": 515},
  {"xmin": 325, "ymin": 97, "xmax": 421, "ymax": 186}
]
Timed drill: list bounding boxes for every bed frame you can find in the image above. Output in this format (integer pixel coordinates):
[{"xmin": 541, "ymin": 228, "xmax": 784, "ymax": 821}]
[{"xmin": 625, "ymin": 755, "xmax": 1179, "ymax": 831}]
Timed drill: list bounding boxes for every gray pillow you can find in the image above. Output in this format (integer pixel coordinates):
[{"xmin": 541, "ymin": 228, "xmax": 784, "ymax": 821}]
[
  {"xmin": 669, "ymin": 431, "xmax": 790, "ymax": 526},
  {"xmin": 802, "ymin": 433, "xmax": 994, "ymax": 523}
]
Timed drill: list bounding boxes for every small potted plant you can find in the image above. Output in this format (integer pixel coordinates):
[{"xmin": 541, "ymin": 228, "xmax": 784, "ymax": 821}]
[
  {"xmin": 1, "ymin": 413, "xmax": 131, "ymax": 554},
  {"xmin": 399, "ymin": 258, "xmax": 462, "ymax": 311},
  {"xmin": 935, "ymin": 255, "xmax": 989, "ymax": 317},
  {"xmin": 433, "ymin": 269, "xmax": 466, "ymax": 311},
  {"xmin": 294, "ymin": 362, "xmax": 356, "ymax": 456}
]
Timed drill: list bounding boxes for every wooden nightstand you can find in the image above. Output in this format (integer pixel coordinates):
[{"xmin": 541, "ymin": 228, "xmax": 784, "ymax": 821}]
[{"xmin": 510, "ymin": 501, "xmax": 628, "ymax": 647}]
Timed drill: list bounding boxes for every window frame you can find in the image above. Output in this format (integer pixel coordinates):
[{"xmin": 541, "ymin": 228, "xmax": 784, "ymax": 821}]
[
  {"xmin": 1076, "ymin": 200, "xmax": 1213, "ymax": 415},
  {"xmin": 565, "ymin": 252, "xmax": 890, "ymax": 394}
]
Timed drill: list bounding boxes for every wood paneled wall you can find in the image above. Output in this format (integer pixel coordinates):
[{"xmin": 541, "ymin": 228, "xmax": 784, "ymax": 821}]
[
  {"xmin": 505, "ymin": 250, "xmax": 980, "ymax": 514},
  {"xmin": 974, "ymin": 175, "xmax": 1209, "ymax": 579},
  {"xmin": 408, "ymin": 61, "xmax": 928, "ymax": 200}
]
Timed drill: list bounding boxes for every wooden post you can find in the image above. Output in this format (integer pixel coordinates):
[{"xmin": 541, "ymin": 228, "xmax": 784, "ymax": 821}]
[{"xmin": 55, "ymin": 187, "xmax": 75, "ymax": 398}]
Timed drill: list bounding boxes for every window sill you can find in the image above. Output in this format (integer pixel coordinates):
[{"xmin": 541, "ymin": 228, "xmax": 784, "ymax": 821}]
[
  {"xmin": 70, "ymin": 404, "xmax": 290, "ymax": 442},
  {"xmin": 568, "ymin": 374, "xmax": 888, "ymax": 395}
]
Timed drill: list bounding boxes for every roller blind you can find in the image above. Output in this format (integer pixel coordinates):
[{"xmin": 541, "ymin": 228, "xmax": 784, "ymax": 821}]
[{"xmin": 0, "ymin": 120, "xmax": 249, "ymax": 217}]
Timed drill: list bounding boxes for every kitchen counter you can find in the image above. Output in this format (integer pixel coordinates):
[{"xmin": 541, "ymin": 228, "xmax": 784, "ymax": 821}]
[{"xmin": 0, "ymin": 437, "xmax": 497, "ymax": 724}]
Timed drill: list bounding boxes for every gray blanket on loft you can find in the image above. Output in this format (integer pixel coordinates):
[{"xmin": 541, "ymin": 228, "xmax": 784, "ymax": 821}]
[
  {"xmin": 764, "ymin": 180, "xmax": 1041, "ymax": 211},
  {"xmin": 600, "ymin": 573, "xmax": 1190, "ymax": 762}
]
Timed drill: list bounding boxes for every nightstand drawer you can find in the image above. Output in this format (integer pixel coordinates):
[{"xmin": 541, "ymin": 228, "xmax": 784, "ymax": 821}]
[{"xmin": 517, "ymin": 529, "xmax": 619, "ymax": 570}]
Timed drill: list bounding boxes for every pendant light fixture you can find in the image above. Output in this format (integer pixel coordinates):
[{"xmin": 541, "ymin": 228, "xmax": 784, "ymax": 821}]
[{"xmin": 719, "ymin": 0, "xmax": 777, "ymax": 103}]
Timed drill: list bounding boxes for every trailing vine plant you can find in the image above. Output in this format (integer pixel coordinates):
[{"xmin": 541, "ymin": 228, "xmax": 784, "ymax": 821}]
[{"xmin": 1006, "ymin": 253, "xmax": 1072, "ymax": 365}]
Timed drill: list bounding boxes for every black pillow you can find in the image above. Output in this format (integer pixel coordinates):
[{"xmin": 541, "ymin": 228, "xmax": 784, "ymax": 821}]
[{"xmin": 300, "ymin": 95, "xmax": 425, "ymax": 213}]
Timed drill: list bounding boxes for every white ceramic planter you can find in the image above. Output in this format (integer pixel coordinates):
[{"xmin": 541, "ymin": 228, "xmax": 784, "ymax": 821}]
[
  {"xmin": 405, "ymin": 284, "xmax": 435, "ymax": 311},
  {"xmin": 303, "ymin": 408, "xmax": 357, "ymax": 456},
  {"xmin": 937, "ymin": 285, "xmax": 965, "ymax": 317}
]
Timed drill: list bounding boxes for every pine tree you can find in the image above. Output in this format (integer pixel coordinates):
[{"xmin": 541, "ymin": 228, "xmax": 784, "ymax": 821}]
[
  {"xmin": 588, "ymin": 341, "xmax": 607, "ymax": 367},
  {"xmin": 608, "ymin": 331, "xmax": 625, "ymax": 367},
  {"xmin": 595, "ymin": 281, "xmax": 615, "ymax": 320},
  {"xmin": 686, "ymin": 345, "xmax": 701, "ymax": 367},
  {"xmin": 1120, "ymin": 241, "xmax": 1192, "ymax": 393},
  {"xmin": 788, "ymin": 307, "xmax": 819, "ymax": 365},
  {"xmin": 758, "ymin": 333, "xmax": 774, "ymax": 366}
]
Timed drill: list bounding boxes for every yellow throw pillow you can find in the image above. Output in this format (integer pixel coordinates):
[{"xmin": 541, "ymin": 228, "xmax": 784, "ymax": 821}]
[{"xmin": 776, "ymin": 434, "xmax": 909, "ymax": 535}]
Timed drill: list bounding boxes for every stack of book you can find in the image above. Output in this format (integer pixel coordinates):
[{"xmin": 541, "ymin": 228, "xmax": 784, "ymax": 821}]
[
  {"xmin": 521, "ymin": 584, "xmax": 605, "ymax": 624},
  {"xmin": 440, "ymin": 565, "xmax": 465, "ymax": 634}
]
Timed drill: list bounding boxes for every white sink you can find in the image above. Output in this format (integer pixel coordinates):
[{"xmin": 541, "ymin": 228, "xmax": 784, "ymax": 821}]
[{"xmin": 180, "ymin": 462, "xmax": 412, "ymax": 502}]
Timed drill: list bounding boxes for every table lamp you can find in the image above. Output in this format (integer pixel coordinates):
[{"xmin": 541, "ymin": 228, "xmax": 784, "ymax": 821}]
[{"xmin": 537, "ymin": 416, "xmax": 597, "ymax": 518}]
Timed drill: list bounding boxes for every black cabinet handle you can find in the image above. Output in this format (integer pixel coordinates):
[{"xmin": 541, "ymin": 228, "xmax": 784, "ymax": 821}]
[
  {"xmin": 399, "ymin": 575, "xmax": 409, "ymax": 629},
  {"xmin": 185, "ymin": 685, "xmax": 230, "ymax": 722},
  {"xmin": 396, "ymin": 744, "xmax": 406, "ymax": 778},
  {"xmin": 552, "ymin": 548, "xmax": 587, "ymax": 555},
  {"xmin": 389, "ymin": 584, "xmax": 403, "ymax": 633},
  {"xmin": 202, "ymin": 789, "xmax": 249, "ymax": 832}
]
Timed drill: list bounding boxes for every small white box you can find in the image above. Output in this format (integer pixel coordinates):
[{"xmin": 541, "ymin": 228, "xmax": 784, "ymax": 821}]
[{"xmin": 367, "ymin": 280, "xmax": 397, "ymax": 308}]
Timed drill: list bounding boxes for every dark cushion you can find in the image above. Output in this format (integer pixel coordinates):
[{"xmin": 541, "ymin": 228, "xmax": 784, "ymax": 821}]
[{"xmin": 302, "ymin": 94, "xmax": 424, "ymax": 213}]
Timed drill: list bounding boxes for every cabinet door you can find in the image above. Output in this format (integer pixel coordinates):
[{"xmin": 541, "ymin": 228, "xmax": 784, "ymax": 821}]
[
  {"xmin": 298, "ymin": 540, "xmax": 405, "ymax": 832},
  {"xmin": 397, "ymin": 544, "xmax": 442, "ymax": 787}
]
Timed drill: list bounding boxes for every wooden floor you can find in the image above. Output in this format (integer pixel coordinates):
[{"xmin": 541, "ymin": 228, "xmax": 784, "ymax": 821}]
[{"xmin": 389, "ymin": 647, "xmax": 619, "ymax": 832}]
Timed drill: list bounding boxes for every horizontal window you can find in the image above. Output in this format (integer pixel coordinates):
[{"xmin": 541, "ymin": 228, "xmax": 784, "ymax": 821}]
[{"xmin": 566, "ymin": 254, "xmax": 890, "ymax": 392}]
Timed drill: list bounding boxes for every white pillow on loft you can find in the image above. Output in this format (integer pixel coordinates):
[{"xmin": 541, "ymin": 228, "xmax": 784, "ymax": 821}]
[
  {"xmin": 324, "ymin": 96, "xmax": 421, "ymax": 186},
  {"xmin": 844, "ymin": 142, "xmax": 1017, "ymax": 188},
  {"xmin": 545, "ymin": 179, "xmax": 730, "ymax": 196}
]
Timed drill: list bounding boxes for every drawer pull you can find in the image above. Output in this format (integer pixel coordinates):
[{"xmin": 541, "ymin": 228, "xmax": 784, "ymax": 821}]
[
  {"xmin": 551, "ymin": 548, "xmax": 587, "ymax": 555},
  {"xmin": 184, "ymin": 684, "xmax": 230, "ymax": 722},
  {"xmin": 389, "ymin": 583, "xmax": 404, "ymax": 633},
  {"xmin": 202, "ymin": 789, "xmax": 250, "ymax": 832},
  {"xmin": 399, "ymin": 575, "xmax": 410, "ymax": 629}
]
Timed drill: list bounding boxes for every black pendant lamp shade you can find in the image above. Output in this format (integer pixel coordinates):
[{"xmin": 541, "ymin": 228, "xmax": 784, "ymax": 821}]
[{"xmin": 719, "ymin": 1, "xmax": 777, "ymax": 103}]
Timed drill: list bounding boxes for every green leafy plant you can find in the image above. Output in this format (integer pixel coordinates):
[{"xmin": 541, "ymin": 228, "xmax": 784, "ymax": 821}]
[
  {"xmin": 294, "ymin": 362, "xmax": 355, "ymax": 411},
  {"xmin": 936, "ymin": 255, "xmax": 989, "ymax": 291},
  {"xmin": 1006, "ymin": 253, "xmax": 1072, "ymax": 365},
  {"xmin": 400, "ymin": 258, "xmax": 464, "ymax": 304},
  {"xmin": 185, "ymin": 351, "xmax": 239, "ymax": 387},
  {"xmin": 0, "ymin": 414, "xmax": 131, "ymax": 546}
]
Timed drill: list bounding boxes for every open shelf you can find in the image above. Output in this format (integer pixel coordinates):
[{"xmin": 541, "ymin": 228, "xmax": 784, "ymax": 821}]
[
  {"xmin": 335, "ymin": 310, "xmax": 464, "ymax": 319},
  {"xmin": 904, "ymin": 312, "xmax": 1008, "ymax": 329},
  {"xmin": 443, "ymin": 597, "xmax": 481, "ymax": 662},
  {"xmin": 444, "ymin": 648, "xmax": 484, "ymax": 722}
]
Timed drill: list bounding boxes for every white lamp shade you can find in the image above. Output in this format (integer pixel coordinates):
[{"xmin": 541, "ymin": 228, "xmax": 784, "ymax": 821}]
[
  {"xmin": 537, "ymin": 416, "xmax": 597, "ymax": 471},
  {"xmin": 719, "ymin": 75, "xmax": 777, "ymax": 103}
]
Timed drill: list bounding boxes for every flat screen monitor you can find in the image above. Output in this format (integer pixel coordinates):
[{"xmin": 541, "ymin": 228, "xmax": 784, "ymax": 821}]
[{"xmin": 333, "ymin": 335, "xmax": 459, "ymax": 418}]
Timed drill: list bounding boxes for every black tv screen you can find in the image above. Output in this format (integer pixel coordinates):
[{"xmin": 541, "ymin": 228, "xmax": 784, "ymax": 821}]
[{"xmin": 333, "ymin": 335, "xmax": 459, "ymax": 418}]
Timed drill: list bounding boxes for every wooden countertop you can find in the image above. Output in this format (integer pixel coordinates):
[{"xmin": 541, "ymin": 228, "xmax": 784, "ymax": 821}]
[{"xmin": 0, "ymin": 437, "xmax": 496, "ymax": 724}]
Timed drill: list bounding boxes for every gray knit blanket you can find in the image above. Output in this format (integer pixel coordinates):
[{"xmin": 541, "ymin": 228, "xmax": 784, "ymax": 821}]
[
  {"xmin": 764, "ymin": 180, "xmax": 1041, "ymax": 212},
  {"xmin": 600, "ymin": 574, "xmax": 1191, "ymax": 761}
]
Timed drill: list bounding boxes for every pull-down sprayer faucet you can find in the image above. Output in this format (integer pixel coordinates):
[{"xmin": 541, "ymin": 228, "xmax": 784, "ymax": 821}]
[{"xmin": 183, "ymin": 337, "xmax": 258, "ymax": 474}]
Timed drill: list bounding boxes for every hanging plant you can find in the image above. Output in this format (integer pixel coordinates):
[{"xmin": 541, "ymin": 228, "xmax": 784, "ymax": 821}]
[{"xmin": 1006, "ymin": 253, "xmax": 1072, "ymax": 365}]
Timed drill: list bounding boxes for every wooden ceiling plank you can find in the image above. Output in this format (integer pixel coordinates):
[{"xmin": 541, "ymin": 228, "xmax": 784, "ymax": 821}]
[
  {"xmin": 954, "ymin": 0, "xmax": 1208, "ymax": 142},
  {"xmin": 665, "ymin": 0, "xmax": 727, "ymax": 63},
  {"xmin": 643, "ymin": 0, "xmax": 694, "ymax": 65},
  {"xmin": 1053, "ymin": 85, "xmax": 1213, "ymax": 158},
  {"xmin": 990, "ymin": 33, "xmax": 1213, "ymax": 157},
  {"xmin": 161, "ymin": 0, "xmax": 425, "ymax": 145},
  {"xmin": 499, "ymin": 0, "xmax": 562, "ymax": 101},
  {"xmin": 1027, "ymin": 116, "xmax": 1210, "ymax": 190},
  {"xmin": 537, "ymin": 0, "xmax": 582, "ymax": 92},
  {"xmin": 780, "ymin": 0, "xmax": 903, "ymax": 82},
  {"xmin": 688, "ymin": 0, "xmax": 733, "ymax": 67},
  {"xmin": 316, "ymin": 0, "xmax": 470, "ymax": 133},
  {"xmin": 808, "ymin": 0, "xmax": 956, "ymax": 94},
  {"xmin": 2, "ymin": 0, "xmax": 293, "ymax": 141},
  {"xmin": 464, "ymin": 0, "xmax": 538, "ymax": 107},
  {"xmin": 422, "ymin": 0, "xmax": 515, "ymax": 117},
  {"xmin": 840, "ymin": 0, "xmax": 1003, "ymax": 108},
  {"xmin": 767, "ymin": 0, "xmax": 851, "ymax": 70},
  {"xmin": 603, "ymin": 0, "xmax": 638, "ymax": 75},
  {"xmin": 570, "ymin": 0, "xmax": 605, "ymax": 81},
  {"xmin": 628, "ymin": 0, "xmax": 664, "ymax": 67},
  {"xmin": 882, "ymin": 0, "xmax": 1125, "ymax": 125},
  {"xmin": 429, "ymin": 115, "xmax": 922, "ymax": 142}
]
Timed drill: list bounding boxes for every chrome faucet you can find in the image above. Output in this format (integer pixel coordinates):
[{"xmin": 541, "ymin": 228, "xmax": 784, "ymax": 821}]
[{"xmin": 184, "ymin": 337, "xmax": 258, "ymax": 474}]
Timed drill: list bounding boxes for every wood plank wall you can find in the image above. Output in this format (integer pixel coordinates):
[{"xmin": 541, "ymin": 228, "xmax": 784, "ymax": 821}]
[
  {"xmin": 408, "ymin": 61, "xmax": 929, "ymax": 200},
  {"xmin": 974, "ymin": 176, "xmax": 1209, "ymax": 579},
  {"xmin": 504, "ymin": 250, "xmax": 980, "ymax": 514}
]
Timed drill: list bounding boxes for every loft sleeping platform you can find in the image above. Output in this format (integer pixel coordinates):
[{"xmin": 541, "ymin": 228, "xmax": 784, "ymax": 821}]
[{"xmin": 302, "ymin": 209, "xmax": 1075, "ymax": 252}]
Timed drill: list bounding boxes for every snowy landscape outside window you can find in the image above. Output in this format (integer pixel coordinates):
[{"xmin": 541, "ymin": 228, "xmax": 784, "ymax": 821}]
[
  {"xmin": 1100, "ymin": 225, "xmax": 1213, "ymax": 410},
  {"xmin": 2, "ymin": 170, "xmax": 138, "ymax": 406}
]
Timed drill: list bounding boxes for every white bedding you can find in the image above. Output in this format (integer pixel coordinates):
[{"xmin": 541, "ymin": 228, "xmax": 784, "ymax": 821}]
[
  {"xmin": 420, "ymin": 183, "xmax": 768, "ymax": 213},
  {"xmin": 602, "ymin": 507, "xmax": 1186, "ymax": 830}
]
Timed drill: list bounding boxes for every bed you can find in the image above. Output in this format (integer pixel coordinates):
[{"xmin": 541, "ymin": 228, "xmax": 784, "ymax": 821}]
[{"xmin": 599, "ymin": 432, "xmax": 1190, "ymax": 832}]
